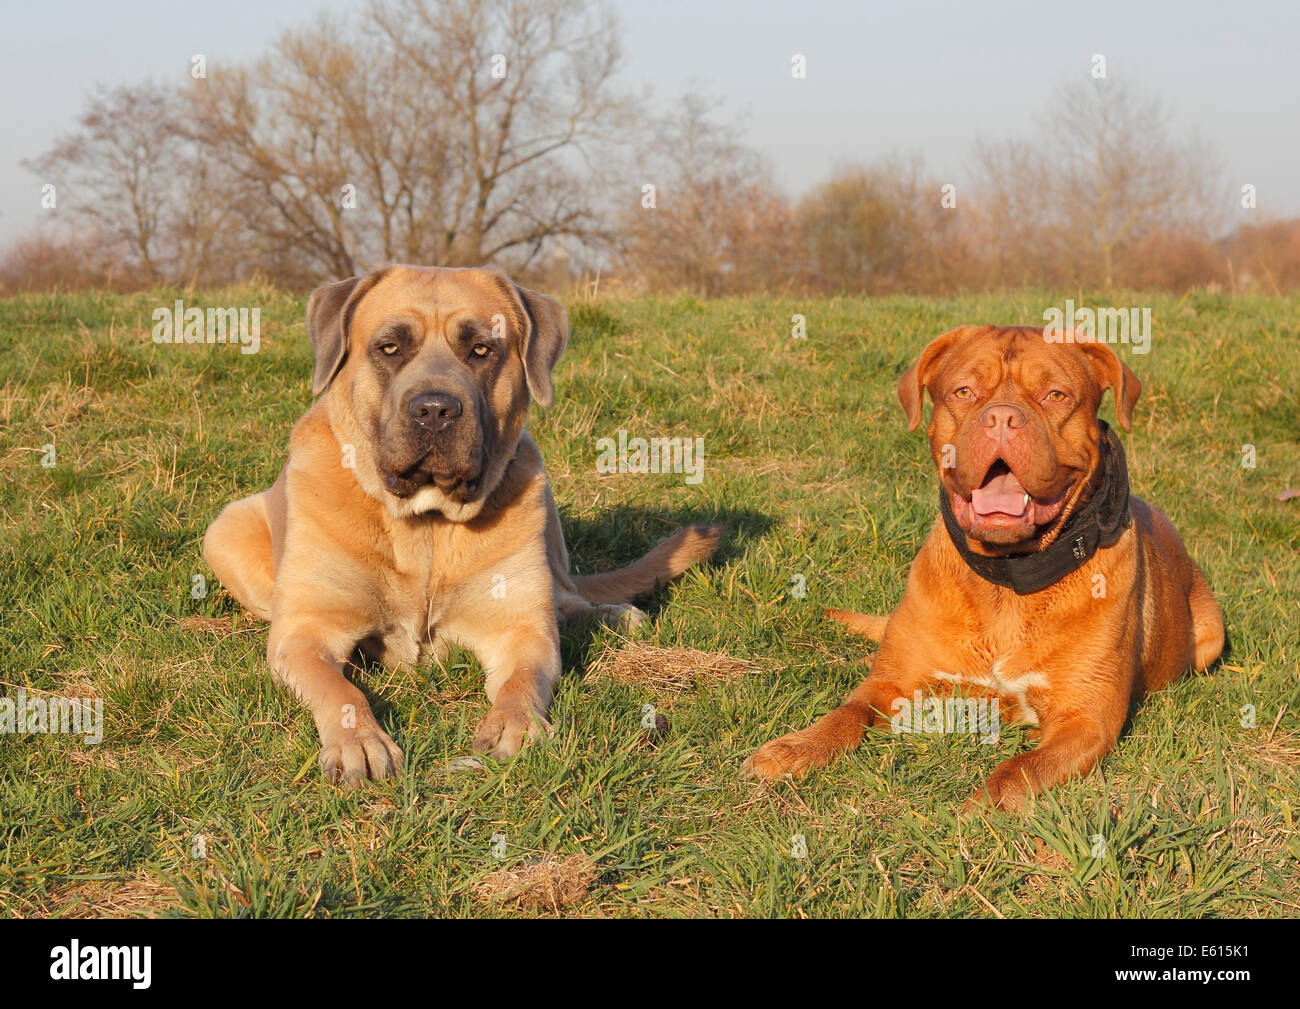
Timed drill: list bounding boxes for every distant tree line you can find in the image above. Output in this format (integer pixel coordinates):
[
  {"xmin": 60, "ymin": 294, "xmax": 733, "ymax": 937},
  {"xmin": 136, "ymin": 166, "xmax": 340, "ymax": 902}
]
[{"xmin": 5, "ymin": 0, "xmax": 1298, "ymax": 295}]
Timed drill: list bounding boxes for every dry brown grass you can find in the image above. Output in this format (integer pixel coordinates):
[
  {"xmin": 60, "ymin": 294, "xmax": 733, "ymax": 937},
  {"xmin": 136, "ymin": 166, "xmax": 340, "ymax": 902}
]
[
  {"xmin": 473, "ymin": 854, "xmax": 598, "ymax": 912},
  {"xmin": 33, "ymin": 871, "xmax": 180, "ymax": 919},
  {"xmin": 587, "ymin": 641, "xmax": 760, "ymax": 694},
  {"xmin": 177, "ymin": 611, "xmax": 259, "ymax": 636}
]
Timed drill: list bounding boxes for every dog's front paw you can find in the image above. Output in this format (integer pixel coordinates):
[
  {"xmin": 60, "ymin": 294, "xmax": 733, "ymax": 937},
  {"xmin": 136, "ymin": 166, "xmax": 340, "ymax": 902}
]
[
  {"xmin": 742, "ymin": 731, "xmax": 823, "ymax": 780},
  {"xmin": 318, "ymin": 722, "xmax": 404, "ymax": 788},
  {"xmin": 472, "ymin": 698, "xmax": 553, "ymax": 759},
  {"xmin": 964, "ymin": 756, "xmax": 1035, "ymax": 813}
]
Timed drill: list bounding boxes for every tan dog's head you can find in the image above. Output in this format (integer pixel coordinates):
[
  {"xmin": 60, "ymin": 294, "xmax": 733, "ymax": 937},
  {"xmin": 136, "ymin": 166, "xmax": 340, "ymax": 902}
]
[
  {"xmin": 306, "ymin": 265, "xmax": 567, "ymax": 520},
  {"xmin": 898, "ymin": 325, "xmax": 1140, "ymax": 552}
]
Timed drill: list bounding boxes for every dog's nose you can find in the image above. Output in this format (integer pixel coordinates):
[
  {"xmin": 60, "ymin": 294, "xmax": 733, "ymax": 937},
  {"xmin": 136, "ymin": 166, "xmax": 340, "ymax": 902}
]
[
  {"xmin": 979, "ymin": 402, "xmax": 1026, "ymax": 435},
  {"xmin": 408, "ymin": 392, "xmax": 463, "ymax": 430}
]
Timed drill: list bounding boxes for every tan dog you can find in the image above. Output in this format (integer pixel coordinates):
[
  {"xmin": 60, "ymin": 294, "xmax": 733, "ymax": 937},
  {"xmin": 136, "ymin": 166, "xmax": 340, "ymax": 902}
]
[
  {"xmin": 204, "ymin": 265, "xmax": 719, "ymax": 785},
  {"xmin": 745, "ymin": 325, "xmax": 1223, "ymax": 810}
]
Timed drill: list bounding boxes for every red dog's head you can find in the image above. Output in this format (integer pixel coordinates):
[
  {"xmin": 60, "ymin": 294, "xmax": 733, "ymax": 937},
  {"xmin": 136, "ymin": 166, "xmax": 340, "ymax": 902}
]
[{"xmin": 898, "ymin": 325, "xmax": 1140, "ymax": 552}]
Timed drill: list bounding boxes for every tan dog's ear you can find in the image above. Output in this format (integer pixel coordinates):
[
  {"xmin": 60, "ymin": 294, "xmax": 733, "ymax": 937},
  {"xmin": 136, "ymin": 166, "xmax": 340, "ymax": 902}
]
[
  {"xmin": 1078, "ymin": 342, "xmax": 1142, "ymax": 432},
  {"xmin": 305, "ymin": 269, "xmax": 389, "ymax": 397},
  {"xmin": 898, "ymin": 328, "xmax": 966, "ymax": 432},
  {"xmin": 513, "ymin": 283, "xmax": 569, "ymax": 408}
]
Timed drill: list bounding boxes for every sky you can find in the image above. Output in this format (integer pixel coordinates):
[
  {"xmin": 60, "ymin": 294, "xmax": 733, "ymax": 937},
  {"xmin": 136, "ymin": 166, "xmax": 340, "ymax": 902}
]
[{"xmin": 2, "ymin": 0, "xmax": 1297, "ymax": 245}]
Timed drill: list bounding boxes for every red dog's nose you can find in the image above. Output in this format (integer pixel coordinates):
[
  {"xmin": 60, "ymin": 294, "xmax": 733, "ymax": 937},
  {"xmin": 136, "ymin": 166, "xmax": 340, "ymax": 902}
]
[{"xmin": 979, "ymin": 402, "xmax": 1026, "ymax": 435}]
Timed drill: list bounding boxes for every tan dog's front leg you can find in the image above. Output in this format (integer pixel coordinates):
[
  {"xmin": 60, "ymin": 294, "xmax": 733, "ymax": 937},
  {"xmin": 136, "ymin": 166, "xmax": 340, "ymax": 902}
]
[
  {"xmin": 468, "ymin": 624, "xmax": 561, "ymax": 759},
  {"xmin": 267, "ymin": 630, "xmax": 403, "ymax": 786}
]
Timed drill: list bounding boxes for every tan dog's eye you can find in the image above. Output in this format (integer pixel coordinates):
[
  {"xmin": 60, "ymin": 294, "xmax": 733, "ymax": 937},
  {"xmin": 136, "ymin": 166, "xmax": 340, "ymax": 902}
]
[
  {"xmin": 379, "ymin": 343, "xmax": 400, "ymax": 357},
  {"xmin": 471, "ymin": 344, "xmax": 491, "ymax": 358},
  {"xmin": 1045, "ymin": 390, "xmax": 1067, "ymax": 402},
  {"xmin": 953, "ymin": 386, "xmax": 974, "ymax": 400}
]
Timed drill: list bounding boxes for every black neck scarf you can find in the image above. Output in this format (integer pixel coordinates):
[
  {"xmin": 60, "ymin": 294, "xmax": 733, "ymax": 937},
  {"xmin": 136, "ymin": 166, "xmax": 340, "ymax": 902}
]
[{"xmin": 938, "ymin": 420, "xmax": 1132, "ymax": 595}]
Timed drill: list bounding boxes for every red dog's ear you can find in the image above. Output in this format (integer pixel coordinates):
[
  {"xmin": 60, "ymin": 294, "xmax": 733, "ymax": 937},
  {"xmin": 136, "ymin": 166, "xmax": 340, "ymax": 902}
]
[
  {"xmin": 1078, "ymin": 342, "xmax": 1142, "ymax": 432},
  {"xmin": 898, "ymin": 328, "xmax": 967, "ymax": 432}
]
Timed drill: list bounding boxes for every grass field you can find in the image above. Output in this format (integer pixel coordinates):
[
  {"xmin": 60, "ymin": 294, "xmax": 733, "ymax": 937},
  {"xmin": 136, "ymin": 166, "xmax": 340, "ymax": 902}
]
[{"xmin": 1, "ymin": 284, "xmax": 1297, "ymax": 918}]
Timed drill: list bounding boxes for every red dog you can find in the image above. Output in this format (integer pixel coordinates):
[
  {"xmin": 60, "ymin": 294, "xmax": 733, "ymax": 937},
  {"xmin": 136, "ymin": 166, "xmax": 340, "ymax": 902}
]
[{"xmin": 745, "ymin": 326, "xmax": 1223, "ymax": 810}]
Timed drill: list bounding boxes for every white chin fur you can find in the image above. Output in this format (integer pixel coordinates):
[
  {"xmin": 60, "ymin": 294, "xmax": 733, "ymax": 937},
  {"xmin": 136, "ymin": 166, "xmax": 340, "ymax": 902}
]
[{"xmin": 388, "ymin": 484, "xmax": 487, "ymax": 521}]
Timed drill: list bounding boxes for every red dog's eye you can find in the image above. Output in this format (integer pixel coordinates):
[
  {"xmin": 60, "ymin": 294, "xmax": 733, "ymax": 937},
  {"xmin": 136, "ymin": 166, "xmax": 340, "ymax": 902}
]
[
  {"xmin": 953, "ymin": 387, "xmax": 974, "ymax": 399},
  {"xmin": 1045, "ymin": 390, "xmax": 1066, "ymax": 402}
]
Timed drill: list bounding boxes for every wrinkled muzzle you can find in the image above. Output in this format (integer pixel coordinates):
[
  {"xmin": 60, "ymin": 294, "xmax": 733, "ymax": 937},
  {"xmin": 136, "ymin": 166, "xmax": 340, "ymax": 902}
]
[
  {"xmin": 375, "ymin": 361, "xmax": 491, "ymax": 502},
  {"xmin": 943, "ymin": 400, "xmax": 1078, "ymax": 544}
]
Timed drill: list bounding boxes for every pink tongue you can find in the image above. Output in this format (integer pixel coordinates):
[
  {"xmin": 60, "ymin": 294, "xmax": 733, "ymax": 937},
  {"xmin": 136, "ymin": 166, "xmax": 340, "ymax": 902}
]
[{"xmin": 971, "ymin": 471, "xmax": 1029, "ymax": 516}]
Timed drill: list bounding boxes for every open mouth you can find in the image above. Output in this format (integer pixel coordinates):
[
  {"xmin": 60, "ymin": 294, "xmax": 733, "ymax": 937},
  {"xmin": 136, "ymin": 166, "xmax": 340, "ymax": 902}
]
[
  {"xmin": 972, "ymin": 459, "xmax": 1032, "ymax": 518},
  {"xmin": 951, "ymin": 458, "xmax": 1069, "ymax": 534}
]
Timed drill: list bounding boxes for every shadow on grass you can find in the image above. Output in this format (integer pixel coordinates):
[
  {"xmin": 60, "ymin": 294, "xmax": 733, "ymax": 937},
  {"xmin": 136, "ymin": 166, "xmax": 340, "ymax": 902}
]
[
  {"xmin": 559, "ymin": 502, "xmax": 771, "ymax": 578},
  {"xmin": 557, "ymin": 503, "xmax": 773, "ymax": 674},
  {"xmin": 1117, "ymin": 624, "xmax": 1234, "ymax": 747}
]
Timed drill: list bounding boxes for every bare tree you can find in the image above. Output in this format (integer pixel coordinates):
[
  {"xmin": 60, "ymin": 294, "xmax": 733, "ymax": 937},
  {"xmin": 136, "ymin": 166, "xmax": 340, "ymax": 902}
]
[
  {"xmin": 26, "ymin": 83, "xmax": 189, "ymax": 284},
  {"xmin": 26, "ymin": 81, "xmax": 246, "ymax": 287},
  {"xmin": 188, "ymin": 0, "xmax": 630, "ymax": 284},
  {"xmin": 978, "ymin": 80, "xmax": 1224, "ymax": 288},
  {"xmin": 620, "ymin": 92, "xmax": 799, "ymax": 295},
  {"xmin": 188, "ymin": 17, "xmax": 435, "ymax": 283},
  {"xmin": 797, "ymin": 156, "xmax": 968, "ymax": 293},
  {"xmin": 369, "ymin": 0, "xmax": 631, "ymax": 266}
]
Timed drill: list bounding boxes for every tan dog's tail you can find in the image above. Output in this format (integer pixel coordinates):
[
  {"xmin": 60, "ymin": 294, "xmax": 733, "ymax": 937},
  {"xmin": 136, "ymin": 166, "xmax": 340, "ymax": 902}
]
[
  {"xmin": 825, "ymin": 608, "xmax": 889, "ymax": 641},
  {"xmin": 571, "ymin": 524, "xmax": 723, "ymax": 604}
]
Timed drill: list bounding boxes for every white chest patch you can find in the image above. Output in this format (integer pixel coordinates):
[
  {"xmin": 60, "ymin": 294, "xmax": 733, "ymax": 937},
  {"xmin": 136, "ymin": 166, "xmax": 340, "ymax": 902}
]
[{"xmin": 931, "ymin": 661, "xmax": 1048, "ymax": 725}]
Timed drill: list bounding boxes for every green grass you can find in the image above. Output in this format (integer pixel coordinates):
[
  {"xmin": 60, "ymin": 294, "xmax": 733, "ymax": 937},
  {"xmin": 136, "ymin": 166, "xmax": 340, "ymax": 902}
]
[{"xmin": 0, "ymin": 284, "xmax": 1297, "ymax": 918}]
